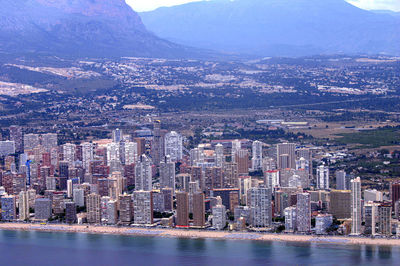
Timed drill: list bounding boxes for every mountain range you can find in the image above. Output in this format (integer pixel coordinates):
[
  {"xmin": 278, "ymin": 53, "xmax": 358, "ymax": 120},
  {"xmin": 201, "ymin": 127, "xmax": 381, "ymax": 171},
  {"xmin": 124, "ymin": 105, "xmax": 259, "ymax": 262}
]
[
  {"xmin": 140, "ymin": 0, "xmax": 400, "ymax": 56},
  {"xmin": 0, "ymin": 0, "xmax": 192, "ymax": 58},
  {"xmin": 0, "ymin": 0, "xmax": 399, "ymax": 59}
]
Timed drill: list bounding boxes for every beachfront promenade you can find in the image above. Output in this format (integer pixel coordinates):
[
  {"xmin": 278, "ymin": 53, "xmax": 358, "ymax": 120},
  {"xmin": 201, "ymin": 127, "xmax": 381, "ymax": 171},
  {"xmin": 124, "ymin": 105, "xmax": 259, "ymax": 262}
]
[{"xmin": 1, "ymin": 223, "xmax": 400, "ymax": 247}]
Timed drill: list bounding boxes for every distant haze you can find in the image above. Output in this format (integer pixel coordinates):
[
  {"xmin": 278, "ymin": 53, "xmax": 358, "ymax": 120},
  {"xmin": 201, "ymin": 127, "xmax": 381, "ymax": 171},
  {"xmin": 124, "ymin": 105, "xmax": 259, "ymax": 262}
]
[{"xmin": 127, "ymin": 0, "xmax": 400, "ymax": 11}]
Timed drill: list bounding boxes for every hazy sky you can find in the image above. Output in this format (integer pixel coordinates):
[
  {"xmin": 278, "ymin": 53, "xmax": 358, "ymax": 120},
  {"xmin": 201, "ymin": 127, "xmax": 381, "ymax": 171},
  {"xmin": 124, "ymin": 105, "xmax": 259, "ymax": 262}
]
[{"xmin": 126, "ymin": 0, "xmax": 400, "ymax": 12}]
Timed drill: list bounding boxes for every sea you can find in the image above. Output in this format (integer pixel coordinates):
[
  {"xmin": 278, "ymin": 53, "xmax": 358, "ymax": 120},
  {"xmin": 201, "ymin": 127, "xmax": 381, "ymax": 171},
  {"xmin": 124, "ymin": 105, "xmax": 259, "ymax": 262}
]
[{"xmin": 0, "ymin": 230, "xmax": 399, "ymax": 265}]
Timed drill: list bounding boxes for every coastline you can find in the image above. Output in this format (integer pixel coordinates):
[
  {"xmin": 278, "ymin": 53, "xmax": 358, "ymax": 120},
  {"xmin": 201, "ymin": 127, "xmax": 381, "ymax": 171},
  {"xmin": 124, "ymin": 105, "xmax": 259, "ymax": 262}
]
[{"xmin": 1, "ymin": 223, "xmax": 400, "ymax": 246}]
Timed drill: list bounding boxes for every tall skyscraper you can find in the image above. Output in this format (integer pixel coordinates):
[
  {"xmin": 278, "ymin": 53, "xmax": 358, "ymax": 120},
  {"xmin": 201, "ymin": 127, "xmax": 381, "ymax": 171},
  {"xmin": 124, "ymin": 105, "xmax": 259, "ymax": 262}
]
[
  {"xmin": 162, "ymin": 188, "xmax": 173, "ymax": 211},
  {"xmin": 251, "ymin": 141, "xmax": 263, "ymax": 171},
  {"xmin": 223, "ymin": 162, "xmax": 238, "ymax": 188},
  {"xmin": 284, "ymin": 206, "xmax": 297, "ymax": 232},
  {"xmin": 164, "ymin": 131, "xmax": 183, "ymax": 162},
  {"xmin": 135, "ymin": 137, "xmax": 146, "ymax": 156},
  {"xmin": 191, "ymin": 166, "xmax": 203, "ymax": 191},
  {"xmin": 363, "ymin": 201, "xmax": 377, "ymax": 235},
  {"xmin": 296, "ymin": 148, "xmax": 313, "ymax": 179},
  {"xmin": 205, "ymin": 167, "xmax": 223, "ymax": 191},
  {"xmin": 9, "ymin": 125, "xmax": 23, "ymax": 153},
  {"xmin": 73, "ymin": 188, "xmax": 85, "ymax": 207},
  {"xmin": 82, "ymin": 142, "xmax": 94, "ymax": 170},
  {"xmin": 107, "ymin": 200, "xmax": 118, "ymax": 225},
  {"xmin": 296, "ymin": 193, "xmax": 311, "ymax": 232},
  {"xmin": 1, "ymin": 195, "xmax": 16, "ymax": 221},
  {"xmin": 215, "ymin": 143, "xmax": 224, "ymax": 168},
  {"xmin": 135, "ymin": 155, "xmax": 152, "ymax": 191},
  {"xmin": 190, "ymin": 147, "xmax": 203, "ymax": 166},
  {"xmin": 65, "ymin": 202, "xmax": 77, "ymax": 224},
  {"xmin": 106, "ymin": 142, "xmax": 120, "ymax": 165},
  {"xmin": 391, "ymin": 181, "xmax": 400, "ymax": 209},
  {"xmin": 34, "ymin": 198, "xmax": 52, "ymax": 220},
  {"xmin": 192, "ymin": 192, "xmax": 205, "ymax": 227},
  {"xmin": 231, "ymin": 139, "xmax": 241, "ymax": 163},
  {"xmin": 249, "ymin": 187, "xmax": 272, "ymax": 228},
  {"xmin": 316, "ymin": 165, "xmax": 329, "ymax": 190},
  {"xmin": 176, "ymin": 191, "xmax": 189, "ymax": 227},
  {"xmin": 160, "ymin": 156, "xmax": 175, "ymax": 192},
  {"xmin": 63, "ymin": 143, "xmax": 76, "ymax": 165},
  {"xmin": 212, "ymin": 197, "xmax": 226, "ymax": 230},
  {"xmin": 41, "ymin": 133, "xmax": 58, "ymax": 152},
  {"xmin": 119, "ymin": 194, "xmax": 133, "ymax": 224},
  {"xmin": 151, "ymin": 120, "xmax": 162, "ymax": 165},
  {"xmin": 351, "ymin": 177, "xmax": 362, "ymax": 235},
  {"xmin": 335, "ymin": 170, "xmax": 347, "ymax": 190},
  {"xmin": 87, "ymin": 193, "xmax": 101, "ymax": 224},
  {"xmin": 377, "ymin": 203, "xmax": 392, "ymax": 236},
  {"xmin": 123, "ymin": 142, "xmax": 138, "ymax": 165},
  {"xmin": 112, "ymin": 128, "xmax": 123, "ymax": 143},
  {"xmin": 277, "ymin": 143, "xmax": 296, "ymax": 169},
  {"xmin": 133, "ymin": 191, "xmax": 153, "ymax": 224},
  {"xmin": 23, "ymin": 133, "xmax": 40, "ymax": 152},
  {"xmin": 18, "ymin": 191, "xmax": 30, "ymax": 220},
  {"xmin": 236, "ymin": 149, "xmax": 249, "ymax": 175},
  {"xmin": 329, "ymin": 190, "xmax": 351, "ymax": 219}
]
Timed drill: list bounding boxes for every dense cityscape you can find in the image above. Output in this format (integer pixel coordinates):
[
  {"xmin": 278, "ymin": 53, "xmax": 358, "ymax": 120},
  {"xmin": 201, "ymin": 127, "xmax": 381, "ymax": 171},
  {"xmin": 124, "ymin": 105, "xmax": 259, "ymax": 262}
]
[
  {"xmin": 0, "ymin": 120, "xmax": 398, "ymax": 238},
  {"xmin": 0, "ymin": 0, "xmax": 399, "ymax": 264}
]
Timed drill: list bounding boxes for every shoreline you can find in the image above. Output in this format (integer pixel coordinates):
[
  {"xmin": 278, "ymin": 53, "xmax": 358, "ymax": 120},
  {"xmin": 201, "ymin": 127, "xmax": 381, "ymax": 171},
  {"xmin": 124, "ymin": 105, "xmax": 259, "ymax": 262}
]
[{"xmin": 1, "ymin": 223, "xmax": 400, "ymax": 246}]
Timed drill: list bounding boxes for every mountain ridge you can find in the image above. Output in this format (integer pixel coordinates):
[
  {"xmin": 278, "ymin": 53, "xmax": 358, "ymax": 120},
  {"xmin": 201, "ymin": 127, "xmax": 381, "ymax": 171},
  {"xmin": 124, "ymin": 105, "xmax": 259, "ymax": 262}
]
[
  {"xmin": 0, "ymin": 0, "xmax": 193, "ymax": 58},
  {"xmin": 140, "ymin": 0, "xmax": 400, "ymax": 56}
]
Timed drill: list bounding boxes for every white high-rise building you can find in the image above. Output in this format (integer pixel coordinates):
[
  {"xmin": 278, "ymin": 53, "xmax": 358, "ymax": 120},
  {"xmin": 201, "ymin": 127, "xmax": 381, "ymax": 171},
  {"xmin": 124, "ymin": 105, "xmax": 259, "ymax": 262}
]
[
  {"xmin": 63, "ymin": 143, "xmax": 76, "ymax": 165},
  {"xmin": 133, "ymin": 191, "xmax": 153, "ymax": 225},
  {"xmin": 231, "ymin": 139, "xmax": 241, "ymax": 162},
  {"xmin": 124, "ymin": 142, "xmax": 138, "ymax": 165},
  {"xmin": 82, "ymin": 142, "xmax": 94, "ymax": 170},
  {"xmin": 190, "ymin": 147, "xmax": 203, "ymax": 166},
  {"xmin": 316, "ymin": 165, "xmax": 329, "ymax": 190},
  {"xmin": 164, "ymin": 131, "xmax": 183, "ymax": 162},
  {"xmin": 364, "ymin": 189, "xmax": 383, "ymax": 202},
  {"xmin": 67, "ymin": 179, "xmax": 73, "ymax": 198},
  {"xmin": 249, "ymin": 187, "xmax": 272, "ymax": 228},
  {"xmin": 351, "ymin": 177, "xmax": 362, "ymax": 235},
  {"xmin": 251, "ymin": 141, "xmax": 263, "ymax": 171},
  {"xmin": 135, "ymin": 155, "xmax": 153, "ymax": 191},
  {"xmin": 107, "ymin": 142, "xmax": 120, "ymax": 165},
  {"xmin": 215, "ymin": 144, "xmax": 224, "ymax": 168},
  {"xmin": 264, "ymin": 170, "xmax": 279, "ymax": 188},
  {"xmin": 284, "ymin": 206, "xmax": 297, "ymax": 232},
  {"xmin": 212, "ymin": 197, "xmax": 226, "ymax": 230}
]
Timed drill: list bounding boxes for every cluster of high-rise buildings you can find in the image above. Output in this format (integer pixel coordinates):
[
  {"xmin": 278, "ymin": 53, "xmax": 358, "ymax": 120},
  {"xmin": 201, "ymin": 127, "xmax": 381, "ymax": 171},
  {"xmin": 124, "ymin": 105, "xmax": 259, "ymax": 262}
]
[{"xmin": 0, "ymin": 123, "xmax": 399, "ymax": 237}]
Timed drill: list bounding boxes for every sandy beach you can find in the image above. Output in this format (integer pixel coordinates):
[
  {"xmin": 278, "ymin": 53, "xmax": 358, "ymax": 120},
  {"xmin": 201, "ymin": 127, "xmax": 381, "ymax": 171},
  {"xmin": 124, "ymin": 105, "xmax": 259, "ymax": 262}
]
[{"xmin": 1, "ymin": 222, "xmax": 400, "ymax": 246}]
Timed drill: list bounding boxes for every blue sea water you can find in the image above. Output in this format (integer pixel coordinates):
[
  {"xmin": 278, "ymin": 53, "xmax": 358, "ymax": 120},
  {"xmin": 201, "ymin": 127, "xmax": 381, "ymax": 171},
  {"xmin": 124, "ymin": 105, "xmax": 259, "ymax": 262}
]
[{"xmin": 0, "ymin": 230, "xmax": 399, "ymax": 265}]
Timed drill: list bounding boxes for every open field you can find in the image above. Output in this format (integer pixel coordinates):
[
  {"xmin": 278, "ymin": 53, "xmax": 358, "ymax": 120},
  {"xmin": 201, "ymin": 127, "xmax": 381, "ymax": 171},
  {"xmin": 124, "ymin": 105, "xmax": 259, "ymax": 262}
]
[{"xmin": 290, "ymin": 121, "xmax": 400, "ymax": 140}]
